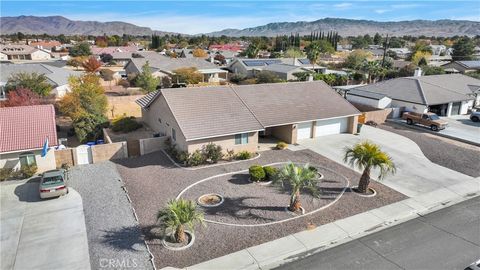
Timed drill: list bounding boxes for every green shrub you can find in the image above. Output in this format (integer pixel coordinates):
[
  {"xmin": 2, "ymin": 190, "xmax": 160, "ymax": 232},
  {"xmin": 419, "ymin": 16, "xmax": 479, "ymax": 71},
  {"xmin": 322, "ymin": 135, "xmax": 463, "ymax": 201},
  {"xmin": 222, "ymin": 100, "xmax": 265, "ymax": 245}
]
[
  {"xmin": 308, "ymin": 166, "xmax": 318, "ymax": 173},
  {"xmin": 187, "ymin": 150, "xmax": 206, "ymax": 166},
  {"xmin": 235, "ymin": 151, "xmax": 253, "ymax": 160},
  {"xmin": 176, "ymin": 151, "xmax": 189, "ymax": 164},
  {"xmin": 249, "ymin": 165, "xmax": 265, "ymax": 181},
  {"xmin": 202, "ymin": 143, "xmax": 223, "ymax": 163},
  {"xmin": 276, "ymin": 141, "xmax": 288, "ymax": 150},
  {"xmin": 20, "ymin": 165, "xmax": 37, "ymax": 178},
  {"xmin": 111, "ymin": 115, "xmax": 142, "ymax": 133},
  {"xmin": 0, "ymin": 168, "xmax": 13, "ymax": 181},
  {"xmin": 263, "ymin": 166, "xmax": 278, "ymax": 180}
]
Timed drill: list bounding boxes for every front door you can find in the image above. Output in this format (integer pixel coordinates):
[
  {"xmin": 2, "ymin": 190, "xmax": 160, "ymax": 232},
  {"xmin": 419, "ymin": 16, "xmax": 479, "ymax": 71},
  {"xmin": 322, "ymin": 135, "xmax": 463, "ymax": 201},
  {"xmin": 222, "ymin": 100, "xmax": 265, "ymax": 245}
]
[{"xmin": 451, "ymin": 102, "xmax": 461, "ymax": 116}]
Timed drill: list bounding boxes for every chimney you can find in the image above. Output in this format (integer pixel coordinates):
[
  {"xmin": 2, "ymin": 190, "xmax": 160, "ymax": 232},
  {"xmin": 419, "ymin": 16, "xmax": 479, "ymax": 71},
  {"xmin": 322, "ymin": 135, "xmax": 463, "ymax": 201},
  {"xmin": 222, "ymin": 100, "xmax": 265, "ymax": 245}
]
[
  {"xmin": 414, "ymin": 67, "xmax": 422, "ymax": 77},
  {"xmin": 308, "ymin": 74, "xmax": 314, "ymax": 82}
]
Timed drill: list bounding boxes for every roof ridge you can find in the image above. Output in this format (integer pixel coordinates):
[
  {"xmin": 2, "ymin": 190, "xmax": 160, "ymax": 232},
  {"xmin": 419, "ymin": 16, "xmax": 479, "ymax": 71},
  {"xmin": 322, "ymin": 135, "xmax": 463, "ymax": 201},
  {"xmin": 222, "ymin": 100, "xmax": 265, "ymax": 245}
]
[
  {"xmin": 230, "ymin": 85, "xmax": 265, "ymax": 128},
  {"xmin": 420, "ymin": 78, "xmax": 472, "ymax": 97},
  {"xmin": 413, "ymin": 78, "xmax": 428, "ymax": 105}
]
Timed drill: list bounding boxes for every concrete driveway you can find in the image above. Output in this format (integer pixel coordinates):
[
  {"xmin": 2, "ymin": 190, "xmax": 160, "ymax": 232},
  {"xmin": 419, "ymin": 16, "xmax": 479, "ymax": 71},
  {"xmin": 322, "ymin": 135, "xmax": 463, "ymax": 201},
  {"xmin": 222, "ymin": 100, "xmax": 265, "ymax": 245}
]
[
  {"xmin": 440, "ymin": 115, "xmax": 480, "ymax": 145},
  {"xmin": 0, "ymin": 178, "xmax": 90, "ymax": 270},
  {"xmin": 297, "ymin": 126, "xmax": 475, "ymax": 197}
]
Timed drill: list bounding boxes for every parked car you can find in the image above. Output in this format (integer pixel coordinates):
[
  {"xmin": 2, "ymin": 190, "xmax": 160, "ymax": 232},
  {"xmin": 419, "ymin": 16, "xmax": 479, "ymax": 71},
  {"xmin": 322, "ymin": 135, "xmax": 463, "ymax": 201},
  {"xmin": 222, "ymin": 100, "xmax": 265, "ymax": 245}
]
[
  {"xmin": 402, "ymin": 112, "xmax": 448, "ymax": 131},
  {"xmin": 470, "ymin": 111, "xmax": 480, "ymax": 122},
  {"xmin": 465, "ymin": 259, "xmax": 480, "ymax": 270},
  {"xmin": 39, "ymin": 169, "xmax": 68, "ymax": 199}
]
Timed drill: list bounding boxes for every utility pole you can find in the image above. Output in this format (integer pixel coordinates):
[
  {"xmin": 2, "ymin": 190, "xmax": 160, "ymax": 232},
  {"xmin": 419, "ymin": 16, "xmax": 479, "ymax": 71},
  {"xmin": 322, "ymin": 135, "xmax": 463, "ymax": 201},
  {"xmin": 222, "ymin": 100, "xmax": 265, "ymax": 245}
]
[{"xmin": 381, "ymin": 34, "xmax": 390, "ymax": 68}]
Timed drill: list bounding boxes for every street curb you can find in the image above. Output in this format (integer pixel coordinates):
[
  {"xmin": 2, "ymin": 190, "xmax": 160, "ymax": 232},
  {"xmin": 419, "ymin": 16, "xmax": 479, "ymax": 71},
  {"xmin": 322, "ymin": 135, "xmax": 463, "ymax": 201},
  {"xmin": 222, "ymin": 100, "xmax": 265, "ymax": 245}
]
[{"xmin": 181, "ymin": 190, "xmax": 479, "ymax": 270}]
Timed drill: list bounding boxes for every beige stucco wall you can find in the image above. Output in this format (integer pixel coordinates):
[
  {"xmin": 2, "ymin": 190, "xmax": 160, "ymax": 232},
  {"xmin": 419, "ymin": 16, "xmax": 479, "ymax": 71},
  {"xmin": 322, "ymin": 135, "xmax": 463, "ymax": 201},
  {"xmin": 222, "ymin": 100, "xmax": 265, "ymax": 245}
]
[
  {"xmin": 90, "ymin": 142, "xmax": 128, "ymax": 163},
  {"xmin": 269, "ymin": 125, "xmax": 295, "ymax": 144},
  {"xmin": 0, "ymin": 149, "xmax": 56, "ymax": 173},
  {"xmin": 31, "ymin": 50, "xmax": 52, "ymax": 60},
  {"xmin": 187, "ymin": 132, "xmax": 259, "ymax": 154},
  {"xmin": 348, "ymin": 116, "xmax": 359, "ymax": 134}
]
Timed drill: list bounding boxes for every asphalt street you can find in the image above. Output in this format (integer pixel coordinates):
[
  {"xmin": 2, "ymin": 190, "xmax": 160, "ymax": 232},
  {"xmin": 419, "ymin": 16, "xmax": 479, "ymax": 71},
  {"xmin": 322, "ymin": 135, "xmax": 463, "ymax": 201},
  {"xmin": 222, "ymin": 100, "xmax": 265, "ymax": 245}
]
[{"xmin": 275, "ymin": 197, "xmax": 480, "ymax": 270}]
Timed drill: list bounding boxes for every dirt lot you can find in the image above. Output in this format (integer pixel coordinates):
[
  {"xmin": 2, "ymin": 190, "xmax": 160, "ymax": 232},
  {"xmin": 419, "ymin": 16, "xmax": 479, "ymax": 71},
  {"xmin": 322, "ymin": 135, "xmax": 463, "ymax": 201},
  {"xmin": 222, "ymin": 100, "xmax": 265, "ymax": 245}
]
[{"xmin": 115, "ymin": 149, "xmax": 406, "ymax": 269}]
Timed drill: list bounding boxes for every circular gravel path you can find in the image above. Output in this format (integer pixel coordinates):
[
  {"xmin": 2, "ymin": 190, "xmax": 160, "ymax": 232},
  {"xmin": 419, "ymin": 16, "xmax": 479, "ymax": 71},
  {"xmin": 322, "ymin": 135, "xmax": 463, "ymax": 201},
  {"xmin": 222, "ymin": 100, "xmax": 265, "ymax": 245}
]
[{"xmin": 178, "ymin": 162, "xmax": 349, "ymax": 226}]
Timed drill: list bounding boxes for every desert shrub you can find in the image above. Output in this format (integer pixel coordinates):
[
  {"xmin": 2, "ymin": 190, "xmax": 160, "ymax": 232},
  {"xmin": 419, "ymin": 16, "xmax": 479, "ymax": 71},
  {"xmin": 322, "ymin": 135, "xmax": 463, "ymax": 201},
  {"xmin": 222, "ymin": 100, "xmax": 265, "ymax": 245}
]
[
  {"xmin": 276, "ymin": 141, "xmax": 288, "ymax": 150},
  {"xmin": 235, "ymin": 151, "xmax": 253, "ymax": 160},
  {"xmin": 117, "ymin": 79, "xmax": 130, "ymax": 88},
  {"xmin": 0, "ymin": 168, "xmax": 14, "ymax": 181},
  {"xmin": 176, "ymin": 151, "xmax": 189, "ymax": 164},
  {"xmin": 230, "ymin": 74, "xmax": 247, "ymax": 83},
  {"xmin": 164, "ymin": 137, "xmax": 178, "ymax": 157},
  {"xmin": 249, "ymin": 165, "xmax": 265, "ymax": 181},
  {"xmin": 263, "ymin": 166, "xmax": 278, "ymax": 180},
  {"xmin": 187, "ymin": 150, "xmax": 206, "ymax": 166},
  {"xmin": 20, "ymin": 165, "xmax": 37, "ymax": 178},
  {"xmin": 111, "ymin": 115, "xmax": 142, "ymax": 133},
  {"xmin": 100, "ymin": 69, "xmax": 115, "ymax": 81},
  {"xmin": 224, "ymin": 149, "xmax": 235, "ymax": 161},
  {"xmin": 202, "ymin": 143, "xmax": 223, "ymax": 163}
]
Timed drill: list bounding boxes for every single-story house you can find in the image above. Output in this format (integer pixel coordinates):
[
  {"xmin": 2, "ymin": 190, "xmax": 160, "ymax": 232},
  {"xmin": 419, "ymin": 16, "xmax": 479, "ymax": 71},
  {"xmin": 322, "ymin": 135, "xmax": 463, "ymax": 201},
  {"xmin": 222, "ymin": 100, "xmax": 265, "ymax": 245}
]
[
  {"xmin": 0, "ymin": 63, "xmax": 82, "ymax": 98},
  {"xmin": 91, "ymin": 45, "xmax": 144, "ymax": 56},
  {"xmin": 346, "ymin": 73, "xmax": 480, "ymax": 117},
  {"xmin": 441, "ymin": 61, "xmax": 480, "ymax": 74},
  {"xmin": 0, "ymin": 105, "xmax": 58, "ymax": 173},
  {"xmin": 262, "ymin": 64, "xmax": 310, "ymax": 80},
  {"xmin": 136, "ymin": 81, "xmax": 360, "ymax": 154},
  {"xmin": 0, "ymin": 44, "xmax": 52, "ymax": 61},
  {"xmin": 125, "ymin": 55, "xmax": 228, "ymax": 83},
  {"xmin": 29, "ymin": 41, "xmax": 62, "ymax": 52}
]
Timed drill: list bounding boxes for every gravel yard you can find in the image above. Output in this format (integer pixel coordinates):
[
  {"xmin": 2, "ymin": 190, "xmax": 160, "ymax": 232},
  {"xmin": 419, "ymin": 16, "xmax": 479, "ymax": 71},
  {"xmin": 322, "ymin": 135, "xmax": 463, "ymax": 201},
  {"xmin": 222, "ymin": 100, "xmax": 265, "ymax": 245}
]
[
  {"xmin": 115, "ymin": 149, "xmax": 406, "ymax": 269},
  {"xmin": 68, "ymin": 162, "xmax": 153, "ymax": 270},
  {"xmin": 380, "ymin": 122, "xmax": 480, "ymax": 177}
]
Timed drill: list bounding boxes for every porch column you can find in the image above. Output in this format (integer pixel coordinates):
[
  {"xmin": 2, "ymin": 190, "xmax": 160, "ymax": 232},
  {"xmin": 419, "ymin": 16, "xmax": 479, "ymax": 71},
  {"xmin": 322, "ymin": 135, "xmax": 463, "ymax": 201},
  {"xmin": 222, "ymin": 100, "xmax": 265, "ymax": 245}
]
[{"xmin": 446, "ymin": 102, "xmax": 453, "ymax": 117}]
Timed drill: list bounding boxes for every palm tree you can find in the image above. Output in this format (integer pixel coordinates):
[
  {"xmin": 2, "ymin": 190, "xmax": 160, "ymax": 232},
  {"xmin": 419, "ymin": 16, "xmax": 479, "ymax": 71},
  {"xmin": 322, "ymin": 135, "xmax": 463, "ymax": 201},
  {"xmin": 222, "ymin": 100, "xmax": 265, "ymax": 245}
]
[
  {"xmin": 275, "ymin": 163, "xmax": 318, "ymax": 212},
  {"xmin": 343, "ymin": 141, "xmax": 396, "ymax": 194},
  {"xmin": 306, "ymin": 42, "xmax": 321, "ymax": 72},
  {"xmin": 157, "ymin": 199, "xmax": 204, "ymax": 244}
]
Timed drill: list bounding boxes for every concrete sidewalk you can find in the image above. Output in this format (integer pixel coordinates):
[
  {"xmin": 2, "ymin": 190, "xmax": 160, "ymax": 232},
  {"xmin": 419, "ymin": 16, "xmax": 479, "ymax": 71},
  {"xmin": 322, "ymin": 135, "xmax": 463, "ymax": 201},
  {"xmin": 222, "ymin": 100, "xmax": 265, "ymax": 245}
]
[{"xmin": 0, "ymin": 179, "xmax": 91, "ymax": 270}]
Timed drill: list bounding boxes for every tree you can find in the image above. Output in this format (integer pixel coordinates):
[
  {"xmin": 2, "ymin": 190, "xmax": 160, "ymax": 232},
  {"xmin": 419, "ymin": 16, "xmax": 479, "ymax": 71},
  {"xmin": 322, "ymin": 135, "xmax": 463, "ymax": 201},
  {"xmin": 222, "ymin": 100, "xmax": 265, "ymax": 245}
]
[
  {"xmin": 99, "ymin": 69, "xmax": 115, "ymax": 81},
  {"xmin": 422, "ymin": 66, "xmax": 445, "ymax": 75},
  {"xmin": 73, "ymin": 113, "xmax": 109, "ymax": 143},
  {"xmin": 284, "ymin": 47, "xmax": 304, "ymax": 58},
  {"xmin": 157, "ymin": 199, "xmax": 205, "ymax": 243},
  {"xmin": 245, "ymin": 43, "xmax": 259, "ymax": 58},
  {"xmin": 411, "ymin": 51, "xmax": 431, "ymax": 65},
  {"xmin": 69, "ymin": 42, "xmax": 92, "ymax": 57},
  {"xmin": 58, "ymin": 74, "xmax": 108, "ymax": 121},
  {"xmin": 351, "ymin": 36, "xmax": 369, "ymax": 49},
  {"xmin": 452, "ymin": 36, "xmax": 475, "ymax": 61},
  {"xmin": 373, "ymin": 33, "xmax": 382, "ymax": 45},
  {"xmin": 398, "ymin": 63, "xmax": 417, "ymax": 77},
  {"xmin": 344, "ymin": 141, "xmax": 396, "ymax": 194},
  {"xmin": 255, "ymin": 71, "xmax": 282, "ymax": 84},
  {"xmin": 161, "ymin": 76, "xmax": 172, "ymax": 88},
  {"xmin": 306, "ymin": 42, "xmax": 321, "ymax": 71},
  {"xmin": 99, "ymin": 53, "xmax": 113, "ymax": 64},
  {"xmin": 213, "ymin": 54, "xmax": 226, "ymax": 64},
  {"xmin": 82, "ymin": 57, "xmax": 102, "ymax": 73},
  {"xmin": 275, "ymin": 163, "xmax": 319, "ymax": 212},
  {"xmin": 136, "ymin": 61, "xmax": 160, "ymax": 92},
  {"xmin": 5, "ymin": 72, "xmax": 52, "ymax": 97},
  {"xmin": 345, "ymin": 50, "xmax": 373, "ymax": 69},
  {"xmin": 2, "ymin": 88, "xmax": 41, "ymax": 107},
  {"xmin": 192, "ymin": 48, "xmax": 208, "ymax": 57},
  {"xmin": 67, "ymin": 57, "xmax": 86, "ymax": 70},
  {"xmin": 172, "ymin": 67, "xmax": 203, "ymax": 85}
]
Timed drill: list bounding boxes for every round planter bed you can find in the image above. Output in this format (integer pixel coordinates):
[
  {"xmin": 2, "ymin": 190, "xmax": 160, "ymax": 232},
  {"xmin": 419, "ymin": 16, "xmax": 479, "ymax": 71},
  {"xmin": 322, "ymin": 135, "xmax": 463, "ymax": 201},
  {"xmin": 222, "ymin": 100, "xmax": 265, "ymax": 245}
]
[
  {"xmin": 350, "ymin": 186, "xmax": 377, "ymax": 197},
  {"xmin": 162, "ymin": 230, "xmax": 195, "ymax": 251},
  {"xmin": 247, "ymin": 177, "xmax": 272, "ymax": 186},
  {"xmin": 197, "ymin": 193, "xmax": 224, "ymax": 207},
  {"xmin": 284, "ymin": 206, "xmax": 306, "ymax": 216}
]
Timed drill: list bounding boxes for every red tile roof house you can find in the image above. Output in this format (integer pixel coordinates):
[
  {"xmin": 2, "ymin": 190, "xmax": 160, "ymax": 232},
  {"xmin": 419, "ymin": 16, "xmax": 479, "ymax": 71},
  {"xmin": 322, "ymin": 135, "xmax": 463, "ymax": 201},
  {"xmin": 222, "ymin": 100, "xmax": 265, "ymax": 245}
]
[
  {"xmin": 136, "ymin": 81, "xmax": 360, "ymax": 154},
  {"xmin": 0, "ymin": 105, "xmax": 58, "ymax": 173}
]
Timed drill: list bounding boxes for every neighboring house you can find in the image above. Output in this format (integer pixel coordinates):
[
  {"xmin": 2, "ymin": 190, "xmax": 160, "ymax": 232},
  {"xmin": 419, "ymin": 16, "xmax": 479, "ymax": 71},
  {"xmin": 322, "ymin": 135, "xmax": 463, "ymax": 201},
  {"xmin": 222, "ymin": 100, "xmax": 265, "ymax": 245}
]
[
  {"xmin": 441, "ymin": 61, "xmax": 480, "ymax": 74},
  {"xmin": 209, "ymin": 44, "xmax": 244, "ymax": 52},
  {"xmin": 91, "ymin": 45, "xmax": 144, "ymax": 57},
  {"xmin": 0, "ymin": 44, "xmax": 52, "ymax": 61},
  {"xmin": 136, "ymin": 81, "xmax": 360, "ymax": 154},
  {"xmin": 0, "ymin": 63, "xmax": 81, "ymax": 98},
  {"xmin": 0, "ymin": 105, "xmax": 58, "ymax": 173},
  {"xmin": 347, "ymin": 73, "xmax": 480, "ymax": 117},
  {"xmin": 392, "ymin": 60, "xmax": 411, "ymax": 69},
  {"xmin": 388, "ymin": 48, "xmax": 411, "ymax": 59},
  {"xmin": 366, "ymin": 48, "xmax": 385, "ymax": 58},
  {"xmin": 263, "ymin": 64, "xmax": 310, "ymax": 80},
  {"xmin": 29, "ymin": 41, "xmax": 62, "ymax": 52},
  {"xmin": 125, "ymin": 55, "xmax": 228, "ymax": 83},
  {"xmin": 208, "ymin": 50, "xmax": 238, "ymax": 65}
]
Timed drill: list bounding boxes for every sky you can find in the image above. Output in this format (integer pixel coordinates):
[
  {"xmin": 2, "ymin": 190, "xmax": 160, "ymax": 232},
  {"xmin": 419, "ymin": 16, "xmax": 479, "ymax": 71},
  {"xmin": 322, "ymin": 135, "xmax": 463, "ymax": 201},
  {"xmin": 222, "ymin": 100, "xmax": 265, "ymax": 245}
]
[{"xmin": 1, "ymin": 1, "xmax": 479, "ymax": 34}]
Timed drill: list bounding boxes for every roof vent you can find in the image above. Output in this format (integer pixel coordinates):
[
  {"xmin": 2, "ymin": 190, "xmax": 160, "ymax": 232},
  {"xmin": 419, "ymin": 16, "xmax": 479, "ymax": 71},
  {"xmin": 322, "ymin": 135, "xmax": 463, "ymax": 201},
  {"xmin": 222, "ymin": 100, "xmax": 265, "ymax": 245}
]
[{"xmin": 414, "ymin": 67, "xmax": 422, "ymax": 77}]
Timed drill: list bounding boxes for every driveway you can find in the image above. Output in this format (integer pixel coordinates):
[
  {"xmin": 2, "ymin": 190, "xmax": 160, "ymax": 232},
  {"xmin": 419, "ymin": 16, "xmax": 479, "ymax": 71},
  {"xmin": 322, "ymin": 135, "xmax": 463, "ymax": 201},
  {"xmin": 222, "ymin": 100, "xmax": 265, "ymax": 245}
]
[
  {"xmin": 298, "ymin": 126, "xmax": 475, "ymax": 197},
  {"xmin": 0, "ymin": 178, "xmax": 90, "ymax": 270},
  {"xmin": 440, "ymin": 115, "xmax": 480, "ymax": 145}
]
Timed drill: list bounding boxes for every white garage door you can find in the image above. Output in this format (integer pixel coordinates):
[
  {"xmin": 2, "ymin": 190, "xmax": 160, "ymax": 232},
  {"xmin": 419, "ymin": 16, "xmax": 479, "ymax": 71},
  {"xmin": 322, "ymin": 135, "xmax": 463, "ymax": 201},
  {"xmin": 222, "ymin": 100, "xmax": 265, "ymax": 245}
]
[
  {"xmin": 297, "ymin": 122, "xmax": 312, "ymax": 140},
  {"xmin": 315, "ymin": 118, "xmax": 349, "ymax": 137}
]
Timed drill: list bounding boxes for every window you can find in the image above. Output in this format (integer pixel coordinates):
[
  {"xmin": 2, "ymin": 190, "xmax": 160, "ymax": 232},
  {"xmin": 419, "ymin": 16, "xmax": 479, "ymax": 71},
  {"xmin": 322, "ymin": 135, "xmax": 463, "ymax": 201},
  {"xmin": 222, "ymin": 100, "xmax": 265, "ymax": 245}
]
[
  {"xmin": 235, "ymin": 133, "xmax": 249, "ymax": 145},
  {"xmin": 172, "ymin": 128, "xmax": 176, "ymax": 141},
  {"xmin": 19, "ymin": 152, "xmax": 36, "ymax": 167}
]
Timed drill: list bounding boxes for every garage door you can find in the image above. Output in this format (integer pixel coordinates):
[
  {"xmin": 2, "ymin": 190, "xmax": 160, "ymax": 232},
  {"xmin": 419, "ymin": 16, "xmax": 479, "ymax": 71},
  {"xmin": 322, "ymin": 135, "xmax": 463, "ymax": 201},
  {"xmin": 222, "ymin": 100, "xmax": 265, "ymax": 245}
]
[
  {"xmin": 297, "ymin": 122, "xmax": 312, "ymax": 140},
  {"xmin": 315, "ymin": 118, "xmax": 349, "ymax": 137}
]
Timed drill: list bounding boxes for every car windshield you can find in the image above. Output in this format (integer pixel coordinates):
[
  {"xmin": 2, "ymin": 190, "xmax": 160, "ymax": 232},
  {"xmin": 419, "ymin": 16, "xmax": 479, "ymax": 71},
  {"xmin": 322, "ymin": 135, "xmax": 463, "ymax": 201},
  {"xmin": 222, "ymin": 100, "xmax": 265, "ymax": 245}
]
[
  {"xmin": 42, "ymin": 175, "xmax": 64, "ymax": 185},
  {"xmin": 429, "ymin": 115, "xmax": 440, "ymax": 120}
]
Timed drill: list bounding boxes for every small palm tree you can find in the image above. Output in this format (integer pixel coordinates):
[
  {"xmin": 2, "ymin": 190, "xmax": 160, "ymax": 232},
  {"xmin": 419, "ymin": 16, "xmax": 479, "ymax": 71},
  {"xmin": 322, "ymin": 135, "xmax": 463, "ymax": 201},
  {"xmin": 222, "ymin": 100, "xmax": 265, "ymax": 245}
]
[
  {"xmin": 157, "ymin": 199, "xmax": 204, "ymax": 243},
  {"xmin": 275, "ymin": 163, "xmax": 318, "ymax": 212},
  {"xmin": 343, "ymin": 141, "xmax": 396, "ymax": 194}
]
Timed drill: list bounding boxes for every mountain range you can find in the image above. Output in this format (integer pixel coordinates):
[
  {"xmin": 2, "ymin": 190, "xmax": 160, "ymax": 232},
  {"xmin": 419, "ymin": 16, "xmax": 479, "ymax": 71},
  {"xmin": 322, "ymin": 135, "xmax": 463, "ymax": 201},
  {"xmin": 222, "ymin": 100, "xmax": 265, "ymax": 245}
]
[{"xmin": 1, "ymin": 16, "xmax": 479, "ymax": 37}]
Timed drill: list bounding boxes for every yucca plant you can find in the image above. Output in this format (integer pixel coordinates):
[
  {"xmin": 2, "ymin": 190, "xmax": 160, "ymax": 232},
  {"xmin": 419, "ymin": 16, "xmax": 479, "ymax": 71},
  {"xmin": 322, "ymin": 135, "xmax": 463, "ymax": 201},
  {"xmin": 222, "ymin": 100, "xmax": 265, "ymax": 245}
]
[
  {"xmin": 275, "ymin": 163, "xmax": 318, "ymax": 212},
  {"xmin": 343, "ymin": 141, "xmax": 396, "ymax": 194},
  {"xmin": 157, "ymin": 199, "xmax": 205, "ymax": 244}
]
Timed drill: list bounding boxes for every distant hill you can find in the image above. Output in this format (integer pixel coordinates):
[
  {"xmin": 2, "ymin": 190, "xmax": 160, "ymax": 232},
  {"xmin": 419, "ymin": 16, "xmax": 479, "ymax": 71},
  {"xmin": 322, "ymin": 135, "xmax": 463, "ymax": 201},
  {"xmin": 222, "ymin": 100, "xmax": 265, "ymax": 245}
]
[
  {"xmin": 0, "ymin": 16, "xmax": 177, "ymax": 36},
  {"xmin": 206, "ymin": 18, "xmax": 480, "ymax": 37}
]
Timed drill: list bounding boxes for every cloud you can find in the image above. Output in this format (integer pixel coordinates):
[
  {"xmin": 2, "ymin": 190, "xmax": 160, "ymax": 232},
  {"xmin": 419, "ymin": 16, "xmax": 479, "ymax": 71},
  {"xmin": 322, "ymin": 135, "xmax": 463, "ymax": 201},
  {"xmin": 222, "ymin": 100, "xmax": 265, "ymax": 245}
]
[
  {"xmin": 333, "ymin": 2, "xmax": 353, "ymax": 9},
  {"xmin": 374, "ymin": 9, "xmax": 390, "ymax": 14}
]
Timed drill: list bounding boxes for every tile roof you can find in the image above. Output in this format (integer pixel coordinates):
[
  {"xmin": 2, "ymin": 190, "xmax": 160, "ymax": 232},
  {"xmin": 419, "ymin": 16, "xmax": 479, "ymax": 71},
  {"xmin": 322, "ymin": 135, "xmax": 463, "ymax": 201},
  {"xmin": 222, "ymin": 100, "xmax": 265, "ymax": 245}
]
[
  {"xmin": 0, "ymin": 63, "xmax": 81, "ymax": 86},
  {"xmin": 0, "ymin": 44, "xmax": 38, "ymax": 55},
  {"xmin": 128, "ymin": 56, "xmax": 217, "ymax": 74},
  {"xmin": 0, "ymin": 105, "xmax": 58, "ymax": 153},
  {"xmin": 138, "ymin": 81, "xmax": 360, "ymax": 140},
  {"xmin": 29, "ymin": 41, "xmax": 61, "ymax": 49},
  {"xmin": 91, "ymin": 46, "xmax": 142, "ymax": 55}
]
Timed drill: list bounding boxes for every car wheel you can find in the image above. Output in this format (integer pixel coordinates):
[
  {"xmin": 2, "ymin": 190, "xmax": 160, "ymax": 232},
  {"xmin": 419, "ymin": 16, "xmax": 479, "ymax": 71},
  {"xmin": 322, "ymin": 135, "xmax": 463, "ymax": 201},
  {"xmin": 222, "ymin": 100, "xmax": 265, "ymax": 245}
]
[
  {"xmin": 431, "ymin": 125, "xmax": 439, "ymax": 131},
  {"xmin": 472, "ymin": 116, "xmax": 479, "ymax": 122},
  {"xmin": 406, "ymin": 119, "xmax": 413, "ymax": 125}
]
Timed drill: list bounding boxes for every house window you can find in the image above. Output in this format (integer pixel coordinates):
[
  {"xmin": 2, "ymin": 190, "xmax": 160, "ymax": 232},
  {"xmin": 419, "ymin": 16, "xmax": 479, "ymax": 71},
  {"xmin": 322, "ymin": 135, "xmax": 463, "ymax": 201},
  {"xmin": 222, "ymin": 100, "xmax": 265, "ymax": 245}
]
[
  {"xmin": 19, "ymin": 152, "xmax": 36, "ymax": 167},
  {"xmin": 172, "ymin": 128, "xmax": 176, "ymax": 141},
  {"xmin": 235, "ymin": 133, "xmax": 249, "ymax": 145}
]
